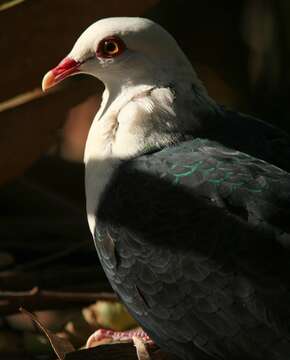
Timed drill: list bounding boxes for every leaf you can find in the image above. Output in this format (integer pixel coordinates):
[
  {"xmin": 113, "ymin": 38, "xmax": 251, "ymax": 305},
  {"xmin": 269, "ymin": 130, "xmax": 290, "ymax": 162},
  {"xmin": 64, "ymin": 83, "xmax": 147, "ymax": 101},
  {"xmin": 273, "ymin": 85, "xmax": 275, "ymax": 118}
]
[
  {"xmin": 20, "ymin": 307, "xmax": 75, "ymax": 360},
  {"xmin": 55, "ymin": 300, "xmax": 137, "ymax": 348},
  {"xmin": 83, "ymin": 301, "xmax": 137, "ymax": 332}
]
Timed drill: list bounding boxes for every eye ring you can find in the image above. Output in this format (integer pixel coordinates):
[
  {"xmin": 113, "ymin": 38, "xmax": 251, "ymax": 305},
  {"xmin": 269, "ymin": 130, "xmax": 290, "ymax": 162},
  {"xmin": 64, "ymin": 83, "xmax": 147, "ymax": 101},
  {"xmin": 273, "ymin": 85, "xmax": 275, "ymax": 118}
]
[{"xmin": 96, "ymin": 36, "xmax": 126, "ymax": 58}]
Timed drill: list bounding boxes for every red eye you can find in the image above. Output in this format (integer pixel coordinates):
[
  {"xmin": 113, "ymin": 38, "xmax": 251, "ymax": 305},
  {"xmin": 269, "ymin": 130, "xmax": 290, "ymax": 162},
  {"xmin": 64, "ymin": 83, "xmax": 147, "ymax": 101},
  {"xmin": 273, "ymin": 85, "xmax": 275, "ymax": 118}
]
[{"xmin": 96, "ymin": 36, "xmax": 126, "ymax": 58}]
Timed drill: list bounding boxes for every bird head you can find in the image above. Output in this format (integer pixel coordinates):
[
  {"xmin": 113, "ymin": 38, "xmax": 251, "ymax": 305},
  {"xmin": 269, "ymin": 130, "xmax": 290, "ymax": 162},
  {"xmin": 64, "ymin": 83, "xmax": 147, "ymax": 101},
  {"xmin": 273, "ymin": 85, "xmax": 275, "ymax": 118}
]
[
  {"xmin": 42, "ymin": 17, "xmax": 214, "ymax": 166},
  {"xmin": 42, "ymin": 17, "xmax": 195, "ymax": 91}
]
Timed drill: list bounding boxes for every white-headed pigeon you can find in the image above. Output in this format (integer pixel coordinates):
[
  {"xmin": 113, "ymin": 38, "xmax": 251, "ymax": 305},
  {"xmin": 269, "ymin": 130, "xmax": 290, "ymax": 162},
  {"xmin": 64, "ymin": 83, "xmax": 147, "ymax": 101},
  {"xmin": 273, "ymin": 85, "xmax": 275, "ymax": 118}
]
[{"xmin": 43, "ymin": 17, "xmax": 290, "ymax": 360}]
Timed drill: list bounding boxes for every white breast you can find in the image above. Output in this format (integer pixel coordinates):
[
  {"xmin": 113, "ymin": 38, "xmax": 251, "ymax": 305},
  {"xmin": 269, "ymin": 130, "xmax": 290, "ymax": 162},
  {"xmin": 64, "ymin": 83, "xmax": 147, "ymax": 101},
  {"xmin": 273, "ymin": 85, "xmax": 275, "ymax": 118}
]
[
  {"xmin": 84, "ymin": 83, "xmax": 182, "ymax": 236},
  {"xmin": 84, "ymin": 110, "xmax": 120, "ymax": 236}
]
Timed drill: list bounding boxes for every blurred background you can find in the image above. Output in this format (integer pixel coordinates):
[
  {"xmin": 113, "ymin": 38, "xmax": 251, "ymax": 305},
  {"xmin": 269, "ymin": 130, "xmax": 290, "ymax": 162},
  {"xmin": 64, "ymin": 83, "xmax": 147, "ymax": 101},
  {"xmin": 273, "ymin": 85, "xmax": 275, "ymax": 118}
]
[{"xmin": 0, "ymin": 0, "xmax": 289, "ymax": 358}]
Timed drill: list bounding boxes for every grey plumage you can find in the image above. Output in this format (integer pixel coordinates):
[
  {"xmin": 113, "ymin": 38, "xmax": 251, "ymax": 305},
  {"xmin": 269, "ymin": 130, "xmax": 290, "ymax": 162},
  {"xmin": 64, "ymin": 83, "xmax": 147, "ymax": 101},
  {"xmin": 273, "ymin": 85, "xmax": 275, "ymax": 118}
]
[{"xmin": 94, "ymin": 138, "xmax": 290, "ymax": 360}]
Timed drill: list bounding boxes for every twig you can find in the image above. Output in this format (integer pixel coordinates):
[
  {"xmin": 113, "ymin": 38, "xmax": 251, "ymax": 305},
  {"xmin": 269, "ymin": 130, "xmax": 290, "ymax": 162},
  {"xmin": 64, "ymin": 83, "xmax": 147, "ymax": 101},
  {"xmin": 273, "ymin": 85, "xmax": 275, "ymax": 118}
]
[
  {"xmin": 0, "ymin": 88, "xmax": 47, "ymax": 112},
  {"xmin": 0, "ymin": 0, "xmax": 26, "ymax": 12},
  {"xmin": 0, "ymin": 287, "xmax": 118, "ymax": 315}
]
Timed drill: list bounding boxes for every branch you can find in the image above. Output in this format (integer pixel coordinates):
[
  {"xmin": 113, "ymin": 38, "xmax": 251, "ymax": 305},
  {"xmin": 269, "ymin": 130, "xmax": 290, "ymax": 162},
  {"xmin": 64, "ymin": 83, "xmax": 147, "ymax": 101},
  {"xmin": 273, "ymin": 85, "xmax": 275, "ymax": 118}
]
[
  {"xmin": 0, "ymin": 0, "xmax": 26, "ymax": 12},
  {"xmin": 0, "ymin": 88, "xmax": 47, "ymax": 112}
]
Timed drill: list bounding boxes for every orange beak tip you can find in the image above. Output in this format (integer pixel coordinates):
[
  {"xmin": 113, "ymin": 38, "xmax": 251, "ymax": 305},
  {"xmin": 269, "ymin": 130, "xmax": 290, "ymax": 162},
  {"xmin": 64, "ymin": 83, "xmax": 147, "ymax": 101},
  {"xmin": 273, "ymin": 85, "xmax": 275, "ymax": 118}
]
[{"xmin": 42, "ymin": 71, "xmax": 56, "ymax": 92}]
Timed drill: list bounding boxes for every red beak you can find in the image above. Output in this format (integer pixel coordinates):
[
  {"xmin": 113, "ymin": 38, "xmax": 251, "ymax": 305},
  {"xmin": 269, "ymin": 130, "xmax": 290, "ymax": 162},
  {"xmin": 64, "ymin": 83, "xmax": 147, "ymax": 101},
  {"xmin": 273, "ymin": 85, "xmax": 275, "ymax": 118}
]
[{"xmin": 42, "ymin": 57, "xmax": 81, "ymax": 91}]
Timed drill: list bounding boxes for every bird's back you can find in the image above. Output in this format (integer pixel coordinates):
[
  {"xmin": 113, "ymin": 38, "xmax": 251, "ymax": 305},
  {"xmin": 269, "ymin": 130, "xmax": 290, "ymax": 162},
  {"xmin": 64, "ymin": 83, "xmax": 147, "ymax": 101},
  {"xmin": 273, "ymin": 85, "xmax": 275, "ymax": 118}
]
[
  {"xmin": 95, "ymin": 138, "xmax": 290, "ymax": 360},
  {"xmin": 195, "ymin": 106, "xmax": 290, "ymax": 173}
]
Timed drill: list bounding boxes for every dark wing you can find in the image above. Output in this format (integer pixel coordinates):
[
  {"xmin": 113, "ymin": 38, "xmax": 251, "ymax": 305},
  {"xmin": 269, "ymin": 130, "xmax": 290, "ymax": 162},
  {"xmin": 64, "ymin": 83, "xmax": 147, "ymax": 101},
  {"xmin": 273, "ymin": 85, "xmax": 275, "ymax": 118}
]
[
  {"xmin": 95, "ymin": 139, "xmax": 290, "ymax": 360},
  {"xmin": 197, "ymin": 106, "xmax": 290, "ymax": 173}
]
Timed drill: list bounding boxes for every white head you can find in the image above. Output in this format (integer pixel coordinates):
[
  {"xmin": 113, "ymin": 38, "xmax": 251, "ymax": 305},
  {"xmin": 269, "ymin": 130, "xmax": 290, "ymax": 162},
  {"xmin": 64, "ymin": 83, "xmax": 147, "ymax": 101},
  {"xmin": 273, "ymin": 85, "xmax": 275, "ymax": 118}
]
[
  {"xmin": 42, "ymin": 17, "xmax": 214, "ymax": 160},
  {"xmin": 42, "ymin": 17, "xmax": 196, "ymax": 91},
  {"xmin": 43, "ymin": 17, "xmax": 216, "ymax": 163}
]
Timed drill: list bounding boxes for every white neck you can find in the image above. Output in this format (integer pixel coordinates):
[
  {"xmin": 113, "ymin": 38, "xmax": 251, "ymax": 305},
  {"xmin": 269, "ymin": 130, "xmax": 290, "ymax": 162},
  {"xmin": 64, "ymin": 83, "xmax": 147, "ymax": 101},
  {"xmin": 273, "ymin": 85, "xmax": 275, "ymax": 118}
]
[{"xmin": 84, "ymin": 75, "xmax": 215, "ymax": 235}]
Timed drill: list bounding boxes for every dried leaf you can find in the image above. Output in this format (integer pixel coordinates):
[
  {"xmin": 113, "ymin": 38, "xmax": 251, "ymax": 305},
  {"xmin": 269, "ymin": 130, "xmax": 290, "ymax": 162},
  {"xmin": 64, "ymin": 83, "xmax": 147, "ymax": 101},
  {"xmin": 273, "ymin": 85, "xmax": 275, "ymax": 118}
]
[
  {"xmin": 133, "ymin": 336, "xmax": 151, "ymax": 360},
  {"xmin": 20, "ymin": 307, "xmax": 75, "ymax": 360},
  {"xmin": 58, "ymin": 300, "xmax": 136, "ymax": 348}
]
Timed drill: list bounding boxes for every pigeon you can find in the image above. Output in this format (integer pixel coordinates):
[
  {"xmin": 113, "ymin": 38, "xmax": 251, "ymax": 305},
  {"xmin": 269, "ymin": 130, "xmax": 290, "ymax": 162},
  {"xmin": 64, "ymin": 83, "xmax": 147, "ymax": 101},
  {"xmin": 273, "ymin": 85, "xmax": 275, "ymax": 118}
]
[{"xmin": 43, "ymin": 17, "xmax": 290, "ymax": 360}]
